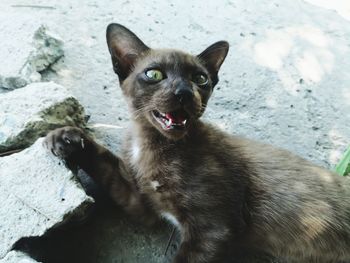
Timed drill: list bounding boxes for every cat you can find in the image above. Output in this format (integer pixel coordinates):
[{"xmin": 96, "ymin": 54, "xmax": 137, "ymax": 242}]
[{"xmin": 44, "ymin": 23, "xmax": 350, "ymax": 263}]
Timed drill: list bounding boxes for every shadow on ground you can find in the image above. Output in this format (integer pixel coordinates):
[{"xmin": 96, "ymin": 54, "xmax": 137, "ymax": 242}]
[{"xmin": 14, "ymin": 172, "xmax": 171, "ymax": 263}]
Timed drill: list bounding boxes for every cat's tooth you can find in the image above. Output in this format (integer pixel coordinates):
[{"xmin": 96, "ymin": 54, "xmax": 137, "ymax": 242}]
[
  {"xmin": 182, "ymin": 119, "xmax": 187, "ymax": 125},
  {"xmin": 165, "ymin": 118, "xmax": 171, "ymax": 127}
]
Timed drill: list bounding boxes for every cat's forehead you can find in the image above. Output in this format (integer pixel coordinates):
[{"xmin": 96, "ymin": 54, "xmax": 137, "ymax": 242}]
[{"xmin": 136, "ymin": 49, "xmax": 205, "ymax": 72}]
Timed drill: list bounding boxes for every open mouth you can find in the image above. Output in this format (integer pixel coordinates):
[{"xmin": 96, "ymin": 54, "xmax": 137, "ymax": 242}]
[{"xmin": 152, "ymin": 109, "xmax": 189, "ymax": 130}]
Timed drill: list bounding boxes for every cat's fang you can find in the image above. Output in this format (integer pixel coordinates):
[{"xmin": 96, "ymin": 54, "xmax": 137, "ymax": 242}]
[
  {"xmin": 165, "ymin": 118, "xmax": 172, "ymax": 128},
  {"xmin": 152, "ymin": 110, "xmax": 187, "ymax": 130}
]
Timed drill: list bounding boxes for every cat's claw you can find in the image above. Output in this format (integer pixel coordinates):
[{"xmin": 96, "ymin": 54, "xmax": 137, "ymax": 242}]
[{"xmin": 44, "ymin": 126, "xmax": 86, "ymax": 160}]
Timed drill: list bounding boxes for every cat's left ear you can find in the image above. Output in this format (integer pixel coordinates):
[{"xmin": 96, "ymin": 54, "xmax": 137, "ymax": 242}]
[
  {"xmin": 106, "ymin": 23, "xmax": 150, "ymax": 82},
  {"xmin": 197, "ymin": 41, "xmax": 229, "ymax": 87}
]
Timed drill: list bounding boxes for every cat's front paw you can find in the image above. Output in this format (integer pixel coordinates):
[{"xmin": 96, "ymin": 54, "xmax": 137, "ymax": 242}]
[{"xmin": 44, "ymin": 126, "xmax": 87, "ymax": 161}]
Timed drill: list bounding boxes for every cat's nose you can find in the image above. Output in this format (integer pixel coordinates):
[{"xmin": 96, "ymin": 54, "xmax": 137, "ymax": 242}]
[{"xmin": 174, "ymin": 83, "xmax": 194, "ymax": 104}]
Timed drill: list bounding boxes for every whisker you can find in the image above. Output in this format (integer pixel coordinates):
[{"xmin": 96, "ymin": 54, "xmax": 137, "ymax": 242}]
[{"xmin": 130, "ymin": 102, "xmax": 155, "ymax": 121}]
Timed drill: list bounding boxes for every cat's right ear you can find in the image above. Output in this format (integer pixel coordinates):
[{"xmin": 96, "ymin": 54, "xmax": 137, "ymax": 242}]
[{"xmin": 106, "ymin": 23, "xmax": 149, "ymax": 82}]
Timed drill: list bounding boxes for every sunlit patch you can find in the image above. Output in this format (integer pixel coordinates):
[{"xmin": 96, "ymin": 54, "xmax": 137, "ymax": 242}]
[
  {"xmin": 343, "ymin": 88, "xmax": 350, "ymax": 102},
  {"xmin": 296, "ymin": 49, "xmax": 334, "ymax": 83},
  {"xmin": 236, "ymin": 111, "xmax": 251, "ymax": 120},
  {"xmin": 91, "ymin": 123, "xmax": 123, "ymax": 129},
  {"xmin": 277, "ymin": 71, "xmax": 300, "ymax": 95},
  {"xmin": 296, "ymin": 201, "xmax": 334, "ymax": 246},
  {"xmin": 301, "ymin": 212, "xmax": 330, "ymax": 240},
  {"xmin": 57, "ymin": 69, "xmax": 73, "ymax": 78},
  {"xmin": 265, "ymin": 95, "xmax": 278, "ymax": 108},
  {"xmin": 296, "ymin": 52, "xmax": 323, "ymax": 83},
  {"xmin": 216, "ymin": 121, "xmax": 229, "ymax": 131},
  {"xmin": 131, "ymin": 139, "xmax": 141, "ymax": 164},
  {"xmin": 291, "ymin": 26, "xmax": 330, "ymax": 47},
  {"xmin": 254, "ymin": 30, "xmax": 292, "ymax": 70},
  {"xmin": 304, "ymin": 0, "xmax": 350, "ymax": 21},
  {"xmin": 317, "ymin": 168, "xmax": 334, "ymax": 183},
  {"xmin": 251, "ymin": 25, "xmax": 335, "ymax": 92},
  {"xmin": 294, "ymin": 182, "xmax": 307, "ymax": 191},
  {"xmin": 330, "ymin": 150, "xmax": 342, "ymax": 166}
]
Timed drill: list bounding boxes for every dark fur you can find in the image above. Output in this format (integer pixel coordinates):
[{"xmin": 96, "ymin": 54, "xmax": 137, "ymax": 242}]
[{"xmin": 44, "ymin": 24, "xmax": 350, "ymax": 263}]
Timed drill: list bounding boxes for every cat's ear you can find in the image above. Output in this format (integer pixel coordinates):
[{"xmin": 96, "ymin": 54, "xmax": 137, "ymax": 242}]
[
  {"xmin": 197, "ymin": 41, "xmax": 229, "ymax": 86},
  {"xmin": 106, "ymin": 23, "xmax": 150, "ymax": 82}
]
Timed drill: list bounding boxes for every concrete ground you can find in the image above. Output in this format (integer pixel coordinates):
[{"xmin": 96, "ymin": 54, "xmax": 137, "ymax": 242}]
[{"xmin": 1, "ymin": 0, "xmax": 350, "ymax": 262}]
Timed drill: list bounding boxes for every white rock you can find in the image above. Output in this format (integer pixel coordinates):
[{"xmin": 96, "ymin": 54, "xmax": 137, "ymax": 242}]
[
  {"xmin": 0, "ymin": 14, "xmax": 63, "ymax": 90},
  {"xmin": 0, "ymin": 138, "xmax": 94, "ymax": 259},
  {"xmin": 0, "ymin": 251, "xmax": 40, "ymax": 263},
  {"xmin": 0, "ymin": 82, "xmax": 86, "ymax": 153}
]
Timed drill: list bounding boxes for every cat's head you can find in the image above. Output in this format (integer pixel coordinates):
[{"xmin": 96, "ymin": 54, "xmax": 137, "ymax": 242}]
[{"xmin": 106, "ymin": 23, "xmax": 229, "ymax": 140}]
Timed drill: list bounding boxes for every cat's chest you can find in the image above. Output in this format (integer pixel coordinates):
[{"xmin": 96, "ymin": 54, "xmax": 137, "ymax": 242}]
[
  {"xmin": 129, "ymin": 138, "xmax": 178, "ymax": 175},
  {"xmin": 130, "ymin": 138, "xmax": 142, "ymax": 165},
  {"xmin": 127, "ymin": 138, "xmax": 183, "ymax": 206}
]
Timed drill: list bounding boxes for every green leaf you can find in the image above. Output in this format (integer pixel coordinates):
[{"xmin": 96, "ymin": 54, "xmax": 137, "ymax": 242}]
[{"xmin": 335, "ymin": 146, "xmax": 350, "ymax": 176}]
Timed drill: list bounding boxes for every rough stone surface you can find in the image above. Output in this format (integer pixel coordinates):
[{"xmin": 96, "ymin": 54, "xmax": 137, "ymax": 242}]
[
  {"xmin": 0, "ymin": 15, "xmax": 63, "ymax": 91},
  {"xmin": 0, "ymin": 251, "xmax": 40, "ymax": 263},
  {"xmin": 0, "ymin": 138, "xmax": 94, "ymax": 259},
  {"xmin": 0, "ymin": 82, "xmax": 86, "ymax": 153}
]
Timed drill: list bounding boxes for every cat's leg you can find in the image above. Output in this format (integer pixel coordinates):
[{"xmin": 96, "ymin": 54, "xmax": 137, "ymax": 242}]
[
  {"xmin": 173, "ymin": 224, "xmax": 231, "ymax": 263},
  {"xmin": 44, "ymin": 126, "xmax": 156, "ymax": 224}
]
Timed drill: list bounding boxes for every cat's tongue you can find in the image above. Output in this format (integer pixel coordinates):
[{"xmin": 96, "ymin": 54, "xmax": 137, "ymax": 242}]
[
  {"xmin": 165, "ymin": 112, "xmax": 185, "ymax": 124},
  {"xmin": 163, "ymin": 111, "xmax": 188, "ymax": 129}
]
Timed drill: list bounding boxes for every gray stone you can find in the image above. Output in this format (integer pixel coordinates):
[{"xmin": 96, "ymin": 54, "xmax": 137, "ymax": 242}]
[
  {"xmin": 0, "ymin": 251, "xmax": 40, "ymax": 263},
  {"xmin": 0, "ymin": 14, "xmax": 63, "ymax": 91},
  {"xmin": 0, "ymin": 138, "xmax": 94, "ymax": 259},
  {"xmin": 0, "ymin": 82, "xmax": 86, "ymax": 153}
]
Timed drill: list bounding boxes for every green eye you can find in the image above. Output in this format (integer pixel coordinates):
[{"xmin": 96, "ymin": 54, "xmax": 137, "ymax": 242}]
[
  {"xmin": 193, "ymin": 73, "xmax": 208, "ymax": 86},
  {"xmin": 145, "ymin": 69, "xmax": 164, "ymax": 81}
]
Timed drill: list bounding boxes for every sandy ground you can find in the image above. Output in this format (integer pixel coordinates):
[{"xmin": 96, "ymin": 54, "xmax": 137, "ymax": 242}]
[{"xmin": 1, "ymin": 0, "xmax": 350, "ymax": 262}]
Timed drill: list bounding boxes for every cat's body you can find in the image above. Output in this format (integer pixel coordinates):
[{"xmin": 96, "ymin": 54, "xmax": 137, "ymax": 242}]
[
  {"xmin": 44, "ymin": 24, "xmax": 350, "ymax": 263},
  {"xmin": 124, "ymin": 121, "xmax": 350, "ymax": 262}
]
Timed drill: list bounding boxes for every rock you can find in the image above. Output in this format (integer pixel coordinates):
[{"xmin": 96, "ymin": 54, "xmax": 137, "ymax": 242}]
[
  {"xmin": 0, "ymin": 138, "xmax": 94, "ymax": 259},
  {"xmin": 29, "ymin": 26, "xmax": 63, "ymax": 73},
  {"xmin": 0, "ymin": 82, "xmax": 86, "ymax": 153},
  {"xmin": 0, "ymin": 14, "xmax": 63, "ymax": 91},
  {"xmin": 0, "ymin": 251, "xmax": 40, "ymax": 263}
]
